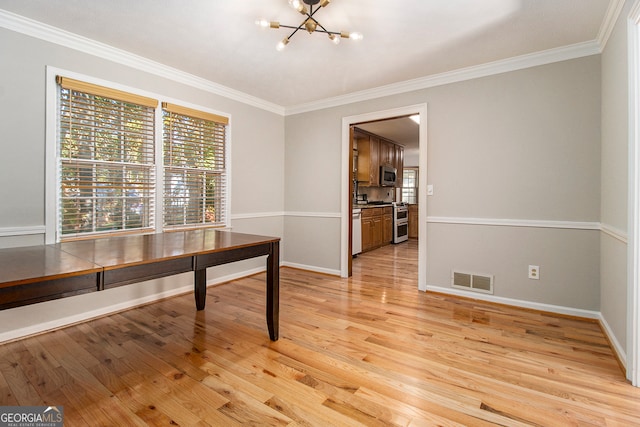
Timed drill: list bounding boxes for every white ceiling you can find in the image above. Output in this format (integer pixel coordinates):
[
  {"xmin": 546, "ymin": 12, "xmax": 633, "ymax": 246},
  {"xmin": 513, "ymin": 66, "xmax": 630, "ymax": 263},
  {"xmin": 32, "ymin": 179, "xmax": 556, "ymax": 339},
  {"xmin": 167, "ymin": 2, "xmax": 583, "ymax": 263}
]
[{"xmin": 0, "ymin": 0, "xmax": 612, "ymax": 109}]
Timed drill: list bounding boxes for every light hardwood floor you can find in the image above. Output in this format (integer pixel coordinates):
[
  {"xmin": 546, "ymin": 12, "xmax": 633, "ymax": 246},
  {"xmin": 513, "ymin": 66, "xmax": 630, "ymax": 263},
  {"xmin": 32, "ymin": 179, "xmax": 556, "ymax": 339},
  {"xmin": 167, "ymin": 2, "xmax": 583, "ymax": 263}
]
[{"xmin": 1, "ymin": 239, "xmax": 639, "ymax": 426}]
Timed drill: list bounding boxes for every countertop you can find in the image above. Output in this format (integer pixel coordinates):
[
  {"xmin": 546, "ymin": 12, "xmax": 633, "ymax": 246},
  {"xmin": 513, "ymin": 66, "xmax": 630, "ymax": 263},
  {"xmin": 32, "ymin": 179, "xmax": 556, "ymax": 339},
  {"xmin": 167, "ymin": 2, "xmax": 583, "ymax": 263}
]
[{"xmin": 353, "ymin": 203, "xmax": 394, "ymax": 209}]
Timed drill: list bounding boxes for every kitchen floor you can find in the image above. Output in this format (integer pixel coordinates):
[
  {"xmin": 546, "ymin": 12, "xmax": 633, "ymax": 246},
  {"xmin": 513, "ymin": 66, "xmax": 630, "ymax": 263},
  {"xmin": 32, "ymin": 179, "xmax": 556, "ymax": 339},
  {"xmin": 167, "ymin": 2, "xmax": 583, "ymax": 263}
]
[{"xmin": 353, "ymin": 238, "xmax": 418, "ymax": 282}]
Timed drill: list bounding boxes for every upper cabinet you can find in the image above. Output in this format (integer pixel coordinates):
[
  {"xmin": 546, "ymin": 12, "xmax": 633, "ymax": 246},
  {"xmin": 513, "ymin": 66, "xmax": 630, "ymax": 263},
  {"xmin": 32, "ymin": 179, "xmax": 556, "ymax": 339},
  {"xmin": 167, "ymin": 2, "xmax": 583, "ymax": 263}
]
[
  {"xmin": 354, "ymin": 127, "xmax": 404, "ymax": 187},
  {"xmin": 394, "ymin": 144, "xmax": 404, "ymax": 185},
  {"xmin": 379, "ymin": 139, "xmax": 395, "ymax": 167},
  {"xmin": 355, "ymin": 131, "xmax": 380, "ymax": 186}
]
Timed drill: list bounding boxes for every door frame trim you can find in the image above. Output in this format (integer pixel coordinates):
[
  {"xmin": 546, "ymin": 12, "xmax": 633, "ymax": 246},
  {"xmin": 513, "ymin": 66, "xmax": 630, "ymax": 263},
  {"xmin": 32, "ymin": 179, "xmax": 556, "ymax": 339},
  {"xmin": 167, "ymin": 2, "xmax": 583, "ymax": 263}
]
[{"xmin": 340, "ymin": 103, "xmax": 428, "ymax": 290}]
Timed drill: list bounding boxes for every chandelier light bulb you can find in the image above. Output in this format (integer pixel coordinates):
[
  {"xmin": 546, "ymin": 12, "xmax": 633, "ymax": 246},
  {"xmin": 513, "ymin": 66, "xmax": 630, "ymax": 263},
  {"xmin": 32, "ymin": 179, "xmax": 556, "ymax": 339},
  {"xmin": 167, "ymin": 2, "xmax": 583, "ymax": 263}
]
[
  {"xmin": 276, "ymin": 37, "xmax": 290, "ymax": 51},
  {"xmin": 257, "ymin": 19, "xmax": 280, "ymax": 29},
  {"xmin": 329, "ymin": 33, "xmax": 340, "ymax": 45},
  {"xmin": 349, "ymin": 32, "xmax": 363, "ymax": 41},
  {"xmin": 288, "ymin": 0, "xmax": 308, "ymax": 14}
]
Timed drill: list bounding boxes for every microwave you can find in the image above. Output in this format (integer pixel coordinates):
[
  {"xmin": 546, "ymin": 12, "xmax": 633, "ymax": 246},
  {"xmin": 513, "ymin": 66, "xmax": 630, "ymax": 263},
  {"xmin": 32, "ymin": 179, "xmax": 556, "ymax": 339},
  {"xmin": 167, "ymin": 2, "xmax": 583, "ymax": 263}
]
[{"xmin": 380, "ymin": 165, "xmax": 397, "ymax": 187}]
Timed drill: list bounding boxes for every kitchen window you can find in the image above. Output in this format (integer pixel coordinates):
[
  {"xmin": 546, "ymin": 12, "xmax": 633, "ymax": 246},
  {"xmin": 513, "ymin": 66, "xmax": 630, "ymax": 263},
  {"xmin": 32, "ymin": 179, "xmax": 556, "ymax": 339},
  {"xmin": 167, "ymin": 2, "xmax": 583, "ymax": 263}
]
[
  {"xmin": 401, "ymin": 168, "xmax": 418, "ymax": 204},
  {"xmin": 53, "ymin": 73, "xmax": 229, "ymax": 241}
]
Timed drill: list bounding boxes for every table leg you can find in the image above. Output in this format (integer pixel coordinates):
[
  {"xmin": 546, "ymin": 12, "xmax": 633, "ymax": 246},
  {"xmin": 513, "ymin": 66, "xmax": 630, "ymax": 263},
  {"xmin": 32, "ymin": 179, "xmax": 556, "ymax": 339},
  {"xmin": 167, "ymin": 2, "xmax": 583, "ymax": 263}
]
[
  {"xmin": 195, "ymin": 268, "xmax": 206, "ymax": 310},
  {"xmin": 266, "ymin": 241, "xmax": 280, "ymax": 341}
]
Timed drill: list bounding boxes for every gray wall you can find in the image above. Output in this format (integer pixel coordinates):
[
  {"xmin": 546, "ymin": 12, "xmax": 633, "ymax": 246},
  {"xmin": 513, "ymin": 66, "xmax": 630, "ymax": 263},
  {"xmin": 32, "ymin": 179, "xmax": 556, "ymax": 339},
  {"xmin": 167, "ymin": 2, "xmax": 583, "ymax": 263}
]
[
  {"xmin": 600, "ymin": 0, "xmax": 633, "ymax": 358},
  {"xmin": 0, "ymin": 28, "xmax": 285, "ymax": 238},
  {"xmin": 0, "ymin": 27, "xmax": 285, "ymax": 339},
  {"xmin": 0, "ymin": 13, "xmax": 627, "ymax": 345},
  {"xmin": 284, "ymin": 55, "xmax": 603, "ymax": 311}
]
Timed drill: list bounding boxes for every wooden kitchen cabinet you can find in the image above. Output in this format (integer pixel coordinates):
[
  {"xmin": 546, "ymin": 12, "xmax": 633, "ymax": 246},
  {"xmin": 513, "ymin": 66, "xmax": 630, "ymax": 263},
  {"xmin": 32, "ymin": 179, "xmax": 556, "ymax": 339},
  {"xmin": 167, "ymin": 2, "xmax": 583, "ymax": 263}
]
[
  {"xmin": 394, "ymin": 144, "xmax": 404, "ymax": 182},
  {"xmin": 372, "ymin": 215, "xmax": 383, "ymax": 247},
  {"xmin": 408, "ymin": 204, "xmax": 418, "ymax": 238},
  {"xmin": 361, "ymin": 215, "xmax": 373, "ymax": 251},
  {"xmin": 361, "ymin": 208, "xmax": 380, "ymax": 252},
  {"xmin": 361, "ymin": 207, "xmax": 393, "ymax": 252},
  {"xmin": 354, "ymin": 127, "xmax": 404, "ymax": 188},
  {"xmin": 379, "ymin": 139, "xmax": 395, "ymax": 167},
  {"xmin": 356, "ymin": 132, "xmax": 380, "ymax": 187},
  {"xmin": 383, "ymin": 207, "xmax": 393, "ymax": 244}
]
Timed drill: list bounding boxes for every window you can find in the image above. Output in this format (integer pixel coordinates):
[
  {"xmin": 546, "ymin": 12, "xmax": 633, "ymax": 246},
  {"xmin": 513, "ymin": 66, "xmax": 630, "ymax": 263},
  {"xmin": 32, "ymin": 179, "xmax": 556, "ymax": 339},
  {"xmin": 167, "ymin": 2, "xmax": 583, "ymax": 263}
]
[
  {"xmin": 58, "ymin": 77, "xmax": 157, "ymax": 238},
  {"xmin": 162, "ymin": 103, "xmax": 228, "ymax": 229},
  {"xmin": 401, "ymin": 168, "xmax": 418, "ymax": 204},
  {"xmin": 55, "ymin": 75, "xmax": 229, "ymax": 241}
]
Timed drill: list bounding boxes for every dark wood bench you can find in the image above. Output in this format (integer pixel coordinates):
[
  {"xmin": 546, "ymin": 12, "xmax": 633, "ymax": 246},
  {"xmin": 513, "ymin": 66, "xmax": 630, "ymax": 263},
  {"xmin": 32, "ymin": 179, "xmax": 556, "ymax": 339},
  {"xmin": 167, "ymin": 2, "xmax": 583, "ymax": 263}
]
[{"xmin": 0, "ymin": 229, "xmax": 280, "ymax": 340}]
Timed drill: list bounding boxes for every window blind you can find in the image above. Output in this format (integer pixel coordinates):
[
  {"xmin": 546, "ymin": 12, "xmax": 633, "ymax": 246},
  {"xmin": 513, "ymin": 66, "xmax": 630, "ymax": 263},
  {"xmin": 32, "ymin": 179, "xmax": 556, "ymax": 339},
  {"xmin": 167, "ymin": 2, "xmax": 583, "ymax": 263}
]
[
  {"xmin": 58, "ymin": 79, "xmax": 156, "ymax": 239},
  {"xmin": 162, "ymin": 103, "xmax": 227, "ymax": 229}
]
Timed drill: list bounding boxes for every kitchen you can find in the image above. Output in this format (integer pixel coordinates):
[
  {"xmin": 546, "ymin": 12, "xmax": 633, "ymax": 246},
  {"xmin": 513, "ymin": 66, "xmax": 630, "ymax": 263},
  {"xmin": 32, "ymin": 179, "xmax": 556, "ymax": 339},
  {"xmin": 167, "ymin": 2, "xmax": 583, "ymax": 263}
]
[{"xmin": 350, "ymin": 116, "xmax": 420, "ymax": 268}]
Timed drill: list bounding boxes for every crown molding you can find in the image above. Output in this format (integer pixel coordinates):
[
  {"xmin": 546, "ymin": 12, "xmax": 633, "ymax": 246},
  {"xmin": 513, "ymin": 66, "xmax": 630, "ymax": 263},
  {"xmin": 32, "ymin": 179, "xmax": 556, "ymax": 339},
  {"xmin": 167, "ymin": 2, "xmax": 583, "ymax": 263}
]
[
  {"xmin": 285, "ymin": 40, "xmax": 602, "ymax": 115},
  {"xmin": 0, "ymin": 9, "xmax": 285, "ymax": 116},
  {"xmin": 597, "ymin": 0, "xmax": 626, "ymax": 50},
  {"xmin": 0, "ymin": 8, "xmax": 605, "ymax": 118}
]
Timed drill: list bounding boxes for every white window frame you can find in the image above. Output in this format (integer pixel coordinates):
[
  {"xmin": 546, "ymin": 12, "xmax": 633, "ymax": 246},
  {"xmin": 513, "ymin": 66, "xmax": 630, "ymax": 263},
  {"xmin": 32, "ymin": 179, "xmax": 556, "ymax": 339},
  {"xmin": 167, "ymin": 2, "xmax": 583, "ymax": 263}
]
[
  {"xmin": 401, "ymin": 167, "xmax": 419, "ymax": 204},
  {"xmin": 45, "ymin": 67, "xmax": 231, "ymax": 244}
]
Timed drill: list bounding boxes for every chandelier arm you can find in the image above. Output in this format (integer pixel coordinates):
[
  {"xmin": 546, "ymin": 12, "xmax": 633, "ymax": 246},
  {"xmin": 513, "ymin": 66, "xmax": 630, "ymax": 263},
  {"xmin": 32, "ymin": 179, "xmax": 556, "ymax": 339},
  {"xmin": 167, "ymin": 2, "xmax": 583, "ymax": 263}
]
[
  {"xmin": 310, "ymin": 18, "xmax": 332, "ymax": 34},
  {"xmin": 285, "ymin": 1, "xmax": 332, "ymax": 33},
  {"xmin": 312, "ymin": 28, "xmax": 341, "ymax": 35},
  {"xmin": 305, "ymin": 4, "xmax": 323, "ymax": 21},
  {"xmin": 287, "ymin": 26, "xmax": 303, "ymax": 39},
  {"xmin": 277, "ymin": 23, "xmax": 308, "ymax": 38},
  {"xmin": 278, "ymin": 24, "xmax": 305, "ymax": 30}
]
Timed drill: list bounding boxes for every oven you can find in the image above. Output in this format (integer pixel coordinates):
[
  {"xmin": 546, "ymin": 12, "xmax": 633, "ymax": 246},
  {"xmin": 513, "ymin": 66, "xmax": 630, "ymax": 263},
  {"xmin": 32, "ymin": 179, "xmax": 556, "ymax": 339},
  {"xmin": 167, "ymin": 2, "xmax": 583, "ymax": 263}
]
[{"xmin": 393, "ymin": 202, "xmax": 408, "ymax": 243}]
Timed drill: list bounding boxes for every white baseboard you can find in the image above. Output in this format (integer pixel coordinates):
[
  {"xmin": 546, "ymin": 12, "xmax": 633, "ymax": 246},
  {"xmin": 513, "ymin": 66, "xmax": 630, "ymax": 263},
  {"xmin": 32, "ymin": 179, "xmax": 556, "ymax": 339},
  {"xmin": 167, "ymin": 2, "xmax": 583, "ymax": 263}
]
[
  {"xmin": 598, "ymin": 313, "xmax": 628, "ymax": 369},
  {"xmin": 0, "ymin": 266, "xmax": 266, "ymax": 344},
  {"xmin": 425, "ymin": 285, "xmax": 600, "ymax": 319},
  {"xmin": 281, "ymin": 261, "xmax": 341, "ymax": 276}
]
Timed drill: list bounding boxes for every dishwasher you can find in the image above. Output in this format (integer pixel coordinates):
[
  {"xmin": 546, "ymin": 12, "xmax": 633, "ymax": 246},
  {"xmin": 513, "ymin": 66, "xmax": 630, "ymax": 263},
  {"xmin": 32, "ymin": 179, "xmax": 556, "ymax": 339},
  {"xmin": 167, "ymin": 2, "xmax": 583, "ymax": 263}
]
[{"xmin": 352, "ymin": 208, "xmax": 362, "ymax": 256}]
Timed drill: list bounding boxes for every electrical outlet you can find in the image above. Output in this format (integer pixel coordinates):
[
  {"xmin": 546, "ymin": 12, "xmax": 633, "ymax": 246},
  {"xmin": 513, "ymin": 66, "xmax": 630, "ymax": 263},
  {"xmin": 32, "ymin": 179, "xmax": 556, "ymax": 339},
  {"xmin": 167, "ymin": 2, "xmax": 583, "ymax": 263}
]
[{"xmin": 528, "ymin": 265, "xmax": 540, "ymax": 280}]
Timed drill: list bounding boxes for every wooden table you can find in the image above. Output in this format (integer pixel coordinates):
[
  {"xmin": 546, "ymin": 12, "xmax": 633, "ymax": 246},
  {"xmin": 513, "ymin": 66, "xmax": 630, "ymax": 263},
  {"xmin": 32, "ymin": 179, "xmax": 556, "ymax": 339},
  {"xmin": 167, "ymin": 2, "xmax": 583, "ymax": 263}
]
[{"xmin": 0, "ymin": 230, "xmax": 280, "ymax": 340}]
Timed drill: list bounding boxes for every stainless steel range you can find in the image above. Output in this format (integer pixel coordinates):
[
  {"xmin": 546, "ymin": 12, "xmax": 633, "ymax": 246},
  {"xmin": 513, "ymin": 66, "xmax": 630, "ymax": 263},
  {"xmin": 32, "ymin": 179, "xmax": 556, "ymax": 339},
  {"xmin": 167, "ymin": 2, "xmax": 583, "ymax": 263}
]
[{"xmin": 392, "ymin": 202, "xmax": 408, "ymax": 243}]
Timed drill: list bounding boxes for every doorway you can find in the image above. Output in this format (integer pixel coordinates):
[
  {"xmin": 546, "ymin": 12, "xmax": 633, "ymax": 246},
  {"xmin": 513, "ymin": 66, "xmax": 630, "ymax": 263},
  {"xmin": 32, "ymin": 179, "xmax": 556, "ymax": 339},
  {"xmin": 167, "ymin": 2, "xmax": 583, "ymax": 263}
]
[{"xmin": 340, "ymin": 104, "xmax": 428, "ymax": 290}]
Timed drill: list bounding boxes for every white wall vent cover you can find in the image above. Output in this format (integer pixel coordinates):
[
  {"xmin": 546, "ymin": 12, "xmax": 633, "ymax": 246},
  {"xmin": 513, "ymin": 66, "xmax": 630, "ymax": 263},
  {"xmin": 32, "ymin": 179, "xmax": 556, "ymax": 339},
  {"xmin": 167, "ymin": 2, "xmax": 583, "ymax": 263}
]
[{"xmin": 452, "ymin": 271, "xmax": 494, "ymax": 294}]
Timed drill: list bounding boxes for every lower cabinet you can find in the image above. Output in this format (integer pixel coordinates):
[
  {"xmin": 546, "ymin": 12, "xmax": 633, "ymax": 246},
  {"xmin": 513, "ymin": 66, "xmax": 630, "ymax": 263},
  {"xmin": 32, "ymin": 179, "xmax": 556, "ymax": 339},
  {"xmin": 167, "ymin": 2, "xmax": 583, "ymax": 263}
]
[
  {"xmin": 408, "ymin": 204, "xmax": 418, "ymax": 239},
  {"xmin": 362, "ymin": 215, "xmax": 373, "ymax": 251},
  {"xmin": 361, "ymin": 207, "xmax": 393, "ymax": 252},
  {"xmin": 383, "ymin": 211, "xmax": 393, "ymax": 243}
]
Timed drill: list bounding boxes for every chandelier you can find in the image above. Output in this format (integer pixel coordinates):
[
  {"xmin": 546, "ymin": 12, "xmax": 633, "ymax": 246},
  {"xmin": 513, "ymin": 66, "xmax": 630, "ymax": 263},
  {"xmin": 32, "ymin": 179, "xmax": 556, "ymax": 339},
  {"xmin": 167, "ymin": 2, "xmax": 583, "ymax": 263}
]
[{"xmin": 256, "ymin": 0, "xmax": 363, "ymax": 51}]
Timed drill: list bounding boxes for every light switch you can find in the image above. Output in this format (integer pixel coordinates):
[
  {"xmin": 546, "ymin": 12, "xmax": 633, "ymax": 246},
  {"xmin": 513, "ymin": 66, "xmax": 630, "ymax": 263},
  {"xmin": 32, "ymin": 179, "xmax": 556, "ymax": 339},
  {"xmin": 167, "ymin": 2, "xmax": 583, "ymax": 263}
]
[{"xmin": 427, "ymin": 185, "xmax": 434, "ymax": 196}]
